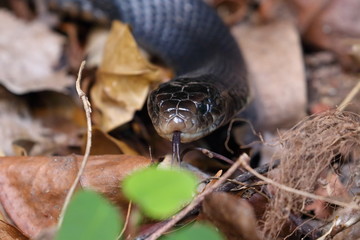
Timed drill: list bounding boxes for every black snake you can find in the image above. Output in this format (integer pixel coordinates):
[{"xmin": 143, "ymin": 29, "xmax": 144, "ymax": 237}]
[{"xmin": 48, "ymin": 0, "xmax": 249, "ymax": 142}]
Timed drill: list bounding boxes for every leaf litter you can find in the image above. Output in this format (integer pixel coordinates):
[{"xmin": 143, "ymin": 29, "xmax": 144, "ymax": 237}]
[
  {"xmin": 0, "ymin": 1, "xmax": 360, "ymax": 240},
  {"xmin": 0, "ymin": 155, "xmax": 150, "ymax": 237},
  {"xmin": 0, "ymin": 9, "xmax": 73, "ymax": 94}
]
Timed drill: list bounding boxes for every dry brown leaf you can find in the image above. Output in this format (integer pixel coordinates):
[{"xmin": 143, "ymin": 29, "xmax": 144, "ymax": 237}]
[
  {"xmin": 305, "ymin": 173, "xmax": 351, "ymax": 219},
  {"xmin": 0, "ymin": 88, "xmax": 86, "ymax": 156},
  {"xmin": 0, "ymin": 10, "xmax": 73, "ymax": 94},
  {"xmin": 0, "ymin": 87, "xmax": 47, "ymax": 156},
  {"xmin": 0, "ymin": 220, "xmax": 28, "ymax": 240},
  {"xmin": 0, "ymin": 154, "xmax": 150, "ymax": 237},
  {"xmin": 202, "ymin": 192, "xmax": 261, "ymax": 240},
  {"xmin": 290, "ymin": 0, "xmax": 360, "ymax": 70},
  {"xmin": 244, "ymin": 192, "xmax": 269, "ymax": 219},
  {"xmin": 286, "ymin": 0, "xmax": 328, "ymax": 33},
  {"xmin": 90, "ymin": 127, "xmax": 139, "ymax": 155},
  {"xmin": 27, "ymin": 91, "xmax": 86, "ymax": 155},
  {"xmin": 92, "ymin": 21, "xmax": 167, "ymax": 131},
  {"xmin": 211, "ymin": 0, "xmax": 249, "ymax": 25},
  {"xmin": 85, "ymin": 28, "xmax": 110, "ymax": 67},
  {"xmin": 203, "ymin": 170, "xmax": 222, "ymax": 190}
]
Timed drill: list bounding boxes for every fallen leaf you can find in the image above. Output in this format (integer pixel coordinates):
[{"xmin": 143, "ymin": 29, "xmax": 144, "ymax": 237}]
[
  {"xmin": 0, "ymin": 87, "xmax": 85, "ymax": 156},
  {"xmin": 92, "ymin": 21, "xmax": 168, "ymax": 131},
  {"xmin": 291, "ymin": 0, "xmax": 360, "ymax": 70},
  {"xmin": 90, "ymin": 127, "xmax": 139, "ymax": 155},
  {"xmin": 0, "ymin": 87, "xmax": 47, "ymax": 156},
  {"xmin": 0, "ymin": 154, "xmax": 150, "ymax": 237},
  {"xmin": 0, "ymin": 10, "xmax": 73, "ymax": 94},
  {"xmin": 202, "ymin": 192, "xmax": 261, "ymax": 240},
  {"xmin": 0, "ymin": 220, "xmax": 28, "ymax": 240},
  {"xmin": 305, "ymin": 173, "xmax": 351, "ymax": 219},
  {"xmin": 25, "ymin": 91, "xmax": 86, "ymax": 155},
  {"xmin": 203, "ymin": 170, "xmax": 222, "ymax": 191},
  {"xmin": 85, "ymin": 28, "xmax": 110, "ymax": 68},
  {"xmin": 211, "ymin": 0, "xmax": 249, "ymax": 25}
]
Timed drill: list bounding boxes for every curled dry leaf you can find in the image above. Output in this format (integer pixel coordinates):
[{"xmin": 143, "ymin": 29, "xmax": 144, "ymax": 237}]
[
  {"xmin": 290, "ymin": 0, "xmax": 360, "ymax": 70},
  {"xmin": 0, "ymin": 87, "xmax": 46, "ymax": 156},
  {"xmin": 0, "ymin": 154, "xmax": 150, "ymax": 237},
  {"xmin": 27, "ymin": 91, "xmax": 86, "ymax": 156},
  {"xmin": 0, "ymin": 220, "xmax": 28, "ymax": 240},
  {"xmin": 0, "ymin": 10, "xmax": 73, "ymax": 94},
  {"xmin": 243, "ymin": 192, "xmax": 269, "ymax": 219},
  {"xmin": 90, "ymin": 127, "xmax": 139, "ymax": 155},
  {"xmin": 305, "ymin": 173, "xmax": 351, "ymax": 219},
  {"xmin": 0, "ymin": 88, "xmax": 86, "ymax": 156},
  {"xmin": 211, "ymin": 0, "xmax": 249, "ymax": 25},
  {"xmin": 92, "ymin": 21, "xmax": 168, "ymax": 131},
  {"xmin": 331, "ymin": 199, "xmax": 360, "ymax": 240},
  {"xmin": 202, "ymin": 192, "xmax": 261, "ymax": 240}
]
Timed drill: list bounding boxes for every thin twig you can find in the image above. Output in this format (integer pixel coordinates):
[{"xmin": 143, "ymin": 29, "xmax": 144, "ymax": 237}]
[
  {"xmin": 225, "ymin": 117, "xmax": 261, "ymax": 153},
  {"xmin": 338, "ymin": 79, "xmax": 360, "ymax": 111},
  {"xmin": 318, "ymin": 201, "xmax": 360, "ymax": 240},
  {"xmin": 146, "ymin": 153, "xmax": 250, "ymax": 240},
  {"xmin": 285, "ymin": 214, "xmax": 319, "ymax": 240},
  {"xmin": 58, "ymin": 61, "xmax": 92, "ymax": 227},
  {"xmin": 181, "ymin": 147, "xmax": 235, "ymax": 165},
  {"xmin": 217, "ymin": 159, "xmax": 279, "ymax": 192},
  {"xmin": 239, "ymin": 158, "xmax": 360, "ymax": 210},
  {"xmin": 316, "ymin": 218, "xmax": 337, "ymax": 240},
  {"xmin": 118, "ymin": 201, "xmax": 132, "ymax": 240}
]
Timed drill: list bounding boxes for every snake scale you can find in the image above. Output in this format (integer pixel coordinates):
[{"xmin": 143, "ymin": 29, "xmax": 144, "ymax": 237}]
[{"xmin": 48, "ymin": 0, "xmax": 249, "ymax": 143}]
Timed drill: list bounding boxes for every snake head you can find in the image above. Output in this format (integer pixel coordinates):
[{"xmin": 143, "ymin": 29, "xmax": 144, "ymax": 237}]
[{"xmin": 147, "ymin": 78, "xmax": 226, "ymax": 143}]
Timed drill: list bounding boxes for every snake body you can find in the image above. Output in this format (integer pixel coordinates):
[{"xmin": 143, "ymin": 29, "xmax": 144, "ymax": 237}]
[{"xmin": 49, "ymin": 0, "xmax": 249, "ymax": 142}]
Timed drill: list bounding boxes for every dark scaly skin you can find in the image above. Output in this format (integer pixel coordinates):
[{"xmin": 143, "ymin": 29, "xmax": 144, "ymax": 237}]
[{"xmin": 47, "ymin": 0, "xmax": 249, "ymax": 142}]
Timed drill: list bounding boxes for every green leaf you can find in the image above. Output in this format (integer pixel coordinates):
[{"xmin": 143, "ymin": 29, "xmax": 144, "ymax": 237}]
[
  {"xmin": 162, "ymin": 223, "xmax": 224, "ymax": 240},
  {"xmin": 122, "ymin": 166, "xmax": 197, "ymax": 219},
  {"xmin": 56, "ymin": 190, "xmax": 122, "ymax": 240}
]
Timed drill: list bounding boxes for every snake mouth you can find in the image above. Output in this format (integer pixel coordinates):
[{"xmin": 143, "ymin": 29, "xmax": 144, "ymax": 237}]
[
  {"xmin": 155, "ymin": 123, "xmax": 219, "ymax": 143},
  {"xmin": 153, "ymin": 111, "xmax": 225, "ymax": 143},
  {"xmin": 154, "ymin": 115, "xmax": 198, "ymax": 142}
]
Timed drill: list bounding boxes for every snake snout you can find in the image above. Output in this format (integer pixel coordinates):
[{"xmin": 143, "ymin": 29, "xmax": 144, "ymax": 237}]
[
  {"xmin": 157, "ymin": 99, "xmax": 199, "ymax": 138},
  {"xmin": 147, "ymin": 79, "xmax": 227, "ymax": 143}
]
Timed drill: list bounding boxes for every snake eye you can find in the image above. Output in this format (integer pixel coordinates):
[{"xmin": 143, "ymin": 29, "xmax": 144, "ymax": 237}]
[{"xmin": 198, "ymin": 103, "xmax": 209, "ymax": 115}]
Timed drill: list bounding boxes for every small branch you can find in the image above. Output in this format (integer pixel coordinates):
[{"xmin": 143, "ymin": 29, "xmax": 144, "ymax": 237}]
[
  {"xmin": 217, "ymin": 159, "xmax": 279, "ymax": 192},
  {"xmin": 146, "ymin": 153, "xmax": 250, "ymax": 240},
  {"xmin": 118, "ymin": 201, "xmax": 132, "ymax": 240},
  {"xmin": 316, "ymin": 218, "xmax": 337, "ymax": 240},
  {"xmin": 318, "ymin": 203, "xmax": 360, "ymax": 240},
  {"xmin": 338, "ymin": 79, "xmax": 360, "ymax": 111},
  {"xmin": 239, "ymin": 158, "xmax": 360, "ymax": 210},
  {"xmin": 181, "ymin": 147, "xmax": 235, "ymax": 165},
  {"xmin": 58, "ymin": 61, "xmax": 92, "ymax": 227}
]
